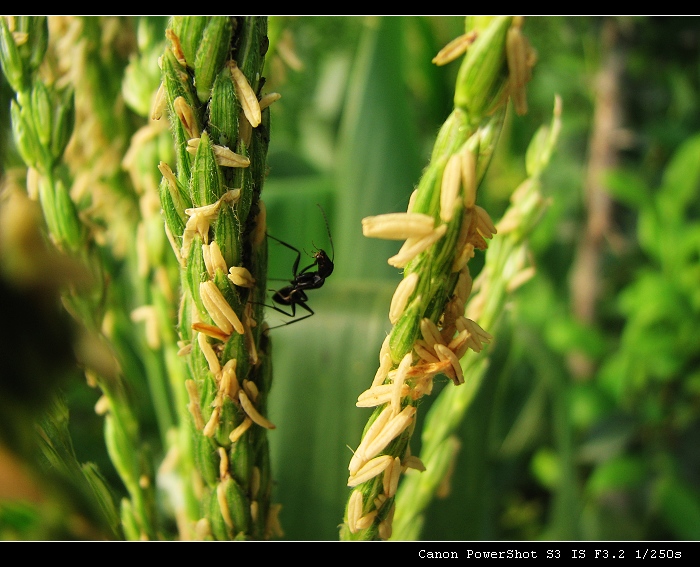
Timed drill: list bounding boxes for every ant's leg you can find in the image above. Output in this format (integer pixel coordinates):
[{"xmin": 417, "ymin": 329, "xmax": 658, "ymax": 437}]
[
  {"xmin": 265, "ymin": 301, "xmax": 315, "ymax": 330},
  {"xmin": 256, "ymin": 298, "xmax": 296, "ymax": 319},
  {"xmin": 267, "ymin": 233, "xmax": 302, "ymax": 276}
]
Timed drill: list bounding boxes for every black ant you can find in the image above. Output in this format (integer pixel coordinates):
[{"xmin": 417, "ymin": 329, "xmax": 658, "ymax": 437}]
[{"xmin": 265, "ymin": 205, "xmax": 334, "ymax": 328}]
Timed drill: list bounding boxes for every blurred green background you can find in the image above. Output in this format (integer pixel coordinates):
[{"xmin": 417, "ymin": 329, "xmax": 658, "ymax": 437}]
[{"xmin": 2, "ymin": 16, "xmax": 700, "ymax": 541}]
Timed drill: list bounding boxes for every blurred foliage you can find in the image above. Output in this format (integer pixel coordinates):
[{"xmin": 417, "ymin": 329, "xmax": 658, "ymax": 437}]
[{"xmin": 1, "ymin": 16, "xmax": 700, "ymax": 541}]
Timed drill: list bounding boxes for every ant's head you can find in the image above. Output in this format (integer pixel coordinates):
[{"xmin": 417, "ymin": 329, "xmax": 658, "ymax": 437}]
[{"xmin": 313, "ymin": 248, "xmax": 333, "ymax": 278}]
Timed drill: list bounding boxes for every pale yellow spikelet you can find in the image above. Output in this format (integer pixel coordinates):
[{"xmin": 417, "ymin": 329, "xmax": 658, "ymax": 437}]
[
  {"xmin": 403, "ymin": 455, "xmax": 426, "ymax": 472},
  {"xmin": 371, "ymin": 351, "xmax": 393, "ymax": 388},
  {"xmin": 265, "ymin": 503, "xmax": 284, "ymax": 539},
  {"xmin": 455, "ymin": 267, "xmax": 473, "ymax": 303},
  {"xmin": 151, "ymin": 82, "xmax": 167, "ymax": 121},
  {"xmin": 211, "ymin": 144, "xmax": 251, "ymax": 168},
  {"xmin": 414, "ymin": 342, "xmax": 439, "ymax": 363},
  {"xmin": 355, "ymin": 510, "xmax": 378, "ymax": 530},
  {"xmin": 448, "ymin": 329, "xmax": 471, "ymax": 359},
  {"xmin": 461, "ymin": 147, "xmax": 477, "ymax": 209},
  {"xmin": 158, "ymin": 161, "xmax": 178, "ymax": 188},
  {"xmin": 250, "ymin": 499, "xmax": 259, "ymax": 524},
  {"xmin": 388, "ymin": 224, "xmax": 447, "ymax": 268},
  {"xmin": 229, "ymin": 416, "xmax": 253, "ymax": 443},
  {"xmin": 186, "ymin": 138, "xmax": 250, "ymax": 167},
  {"xmin": 383, "ymin": 456, "xmax": 402, "ymax": 498},
  {"xmin": 391, "ymin": 354, "xmax": 412, "ymax": 416},
  {"xmin": 440, "ymin": 152, "xmax": 462, "ymax": 222},
  {"xmin": 349, "ymin": 405, "xmax": 394, "ymax": 475},
  {"xmin": 201, "ymin": 243, "xmax": 213, "ymax": 279},
  {"xmin": 94, "ymin": 395, "xmax": 110, "ymax": 416},
  {"xmin": 208, "ymin": 241, "xmax": 228, "ymax": 275},
  {"xmin": 347, "ymin": 490, "xmax": 363, "ymax": 534},
  {"xmin": 220, "ymin": 359, "xmax": 240, "ymax": 400},
  {"xmin": 356, "ymin": 382, "xmax": 410, "ymax": 408},
  {"xmin": 420, "ymin": 318, "xmax": 444, "ymax": 350},
  {"xmin": 217, "ymin": 482, "xmax": 234, "ymax": 529},
  {"xmin": 191, "ymin": 321, "xmax": 230, "ymax": 342},
  {"xmin": 432, "ymin": 31, "xmax": 477, "ymax": 66},
  {"xmin": 259, "ymin": 92, "xmax": 281, "ymax": 111},
  {"xmin": 379, "ymin": 334, "xmax": 391, "ymax": 361},
  {"xmin": 199, "ymin": 280, "xmax": 244, "ymax": 335},
  {"xmin": 218, "ymin": 447, "xmax": 230, "ymax": 479},
  {"xmin": 238, "ymin": 390, "xmax": 275, "ymax": 430},
  {"xmin": 174, "ymin": 96, "xmax": 200, "ymax": 139},
  {"xmin": 360, "ymin": 406, "xmax": 416, "ymax": 465},
  {"xmin": 374, "ymin": 494, "xmax": 387, "ymax": 509},
  {"xmin": 26, "ymin": 167, "xmax": 39, "ymax": 200},
  {"xmin": 377, "ymin": 504, "xmax": 395, "ymax": 540},
  {"xmin": 228, "ymin": 266, "xmax": 256, "ymax": 288},
  {"xmin": 389, "ymin": 272, "xmax": 419, "ymax": 324},
  {"xmin": 194, "ymin": 518, "xmax": 211, "ymax": 540},
  {"xmin": 202, "ymin": 405, "xmax": 221, "ymax": 437},
  {"xmin": 166, "ymin": 29, "xmax": 187, "ymax": 66},
  {"xmin": 456, "ymin": 316, "xmax": 493, "ymax": 344},
  {"xmin": 347, "ymin": 455, "xmax": 393, "ymax": 488},
  {"xmin": 131, "ymin": 305, "xmax": 160, "ymax": 350},
  {"xmin": 506, "ymin": 17, "xmax": 535, "ymax": 116},
  {"xmin": 197, "ymin": 331, "xmax": 221, "ymax": 376},
  {"xmin": 242, "ymin": 379, "xmax": 259, "ymax": 403},
  {"xmin": 362, "ymin": 212, "xmax": 435, "ymax": 240},
  {"xmin": 186, "ymin": 379, "xmax": 205, "ymax": 430},
  {"xmin": 507, "ymin": 265, "xmax": 536, "ymax": 293},
  {"xmin": 452, "ymin": 241, "xmax": 476, "ymax": 273},
  {"xmin": 229, "ymin": 60, "xmax": 261, "ymax": 127},
  {"xmin": 250, "ymin": 467, "xmax": 261, "ymax": 499},
  {"xmin": 474, "ymin": 205, "xmax": 497, "ymax": 239},
  {"xmin": 434, "ymin": 343, "xmax": 464, "ymax": 385}
]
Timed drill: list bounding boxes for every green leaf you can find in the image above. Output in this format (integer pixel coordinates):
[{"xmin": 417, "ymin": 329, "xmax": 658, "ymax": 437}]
[
  {"xmin": 334, "ymin": 16, "xmax": 425, "ymax": 281},
  {"xmin": 658, "ymin": 132, "xmax": 700, "ymax": 215},
  {"xmin": 267, "ymin": 281, "xmax": 394, "ymax": 540},
  {"xmin": 656, "ymin": 476, "xmax": 700, "ymax": 540},
  {"xmin": 531, "ymin": 447, "xmax": 560, "ymax": 489},
  {"xmin": 585, "ymin": 456, "xmax": 646, "ymax": 497},
  {"xmin": 603, "ymin": 169, "xmax": 650, "ymax": 210}
]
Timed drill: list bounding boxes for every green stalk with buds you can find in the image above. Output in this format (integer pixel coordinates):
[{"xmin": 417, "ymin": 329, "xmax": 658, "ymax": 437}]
[
  {"xmin": 157, "ymin": 16, "xmax": 281, "ymax": 540},
  {"xmin": 391, "ymin": 95, "xmax": 562, "ymax": 540},
  {"xmin": 340, "ymin": 16, "xmax": 540, "ymax": 540},
  {"xmin": 0, "ymin": 16, "xmax": 160, "ymax": 540},
  {"xmin": 0, "ymin": 17, "xmax": 80, "ymax": 253}
]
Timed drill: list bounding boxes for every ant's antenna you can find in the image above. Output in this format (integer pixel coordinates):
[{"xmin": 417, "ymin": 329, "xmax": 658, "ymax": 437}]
[{"xmin": 316, "ymin": 203, "xmax": 334, "ymax": 261}]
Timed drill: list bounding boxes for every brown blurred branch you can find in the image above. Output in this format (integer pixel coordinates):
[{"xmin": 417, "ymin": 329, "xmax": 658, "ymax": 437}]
[{"xmin": 568, "ymin": 19, "xmax": 625, "ymax": 379}]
